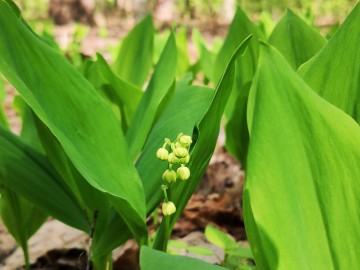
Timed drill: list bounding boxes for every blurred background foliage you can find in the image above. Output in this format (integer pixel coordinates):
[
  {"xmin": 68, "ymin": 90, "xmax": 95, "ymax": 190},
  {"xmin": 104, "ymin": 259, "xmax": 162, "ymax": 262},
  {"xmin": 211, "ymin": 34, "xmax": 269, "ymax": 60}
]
[{"xmin": 14, "ymin": 0, "xmax": 358, "ymax": 25}]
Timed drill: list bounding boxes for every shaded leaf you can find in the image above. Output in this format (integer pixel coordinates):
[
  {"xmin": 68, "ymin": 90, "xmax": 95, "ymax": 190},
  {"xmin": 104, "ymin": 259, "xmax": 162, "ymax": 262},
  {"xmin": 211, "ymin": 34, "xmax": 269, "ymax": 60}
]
[
  {"xmin": 0, "ymin": 188, "xmax": 47, "ymax": 264},
  {"xmin": 0, "ymin": 78, "xmax": 9, "ymax": 127},
  {"xmin": 0, "ymin": 126, "xmax": 89, "ymax": 232}
]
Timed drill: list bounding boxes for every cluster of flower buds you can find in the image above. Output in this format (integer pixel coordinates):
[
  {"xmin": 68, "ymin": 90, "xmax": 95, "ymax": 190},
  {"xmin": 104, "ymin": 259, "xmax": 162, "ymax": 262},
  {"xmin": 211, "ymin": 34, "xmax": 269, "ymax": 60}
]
[{"xmin": 156, "ymin": 133, "xmax": 192, "ymax": 216}]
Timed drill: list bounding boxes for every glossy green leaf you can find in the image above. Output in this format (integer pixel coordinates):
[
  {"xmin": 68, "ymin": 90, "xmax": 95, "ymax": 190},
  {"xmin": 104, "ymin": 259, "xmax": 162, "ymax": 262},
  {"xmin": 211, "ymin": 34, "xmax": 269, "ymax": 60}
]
[
  {"xmin": 126, "ymin": 32, "xmax": 177, "ymax": 160},
  {"xmin": 140, "ymin": 246, "xmax": 226, "ymax": 270},
  {"xmin": 176, "ymin": 27, "xmax": 190, "ymax": 76},
  {"xmin": 0, "ymin": 126, "xmax": 89, "ymax": 232},
  {"xmin": 112, "ymin": 14, "xmax": 154, "ymax": 87},
  {"xmin": 85, "ymin": 53, "xmax": 143, "ymax": 130},
  {"xmin": 154, "ymin": 36, "xmax": 252, "ymax": 251},
  {"xmin": 244, "ymin": 43, "xmax": 360, "ymax": 269},
  {"xmin": 33, "ymin": 114, "xmax": 111, "ymax": 225},
  {"xmin": 0, "ymin": 1, "xmax": 147, "ymax": 244},
  {"xmin": 268, "ymin": 9, "xmax": 326, "ymax": 69},
  {"xmin": 298, "ymin": 3, "xmax": 360, "ymax": 123}
]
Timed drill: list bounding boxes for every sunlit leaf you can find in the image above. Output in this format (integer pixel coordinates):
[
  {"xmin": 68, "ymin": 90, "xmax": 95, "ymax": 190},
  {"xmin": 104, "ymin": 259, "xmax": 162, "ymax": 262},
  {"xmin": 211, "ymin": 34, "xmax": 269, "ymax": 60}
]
[
  {"xmin": 298, "ymin": 2, "xmax": 360, "ymax": 123},
  {"xmin": 244, "ymin": 43, "xmax": 360, "ymax": 269}
]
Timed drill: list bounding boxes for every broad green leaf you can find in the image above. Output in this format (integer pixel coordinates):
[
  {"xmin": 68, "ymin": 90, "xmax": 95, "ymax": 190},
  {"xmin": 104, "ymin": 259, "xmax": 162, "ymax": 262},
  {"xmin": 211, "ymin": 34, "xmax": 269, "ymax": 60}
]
[
  {"xmin": 0, "ymin": 97, "xmax": 52, "ymax": 264},
  {"xmin": 154, "ymin": 36, "xmax": 252, "ymax": 251},
  {"xmin": 223, "ymin": 9, "xmax": 265, "ymax": 166},
  {"xmin": 0, "ymin": 126, "xmax": 89, "ymax": 232},
  {"xmin": 112, "ymin": 14, "xmax": 154, "ymax": 87},
  {"xmin": 213, "ymin": 7, "xmax": 262, "ymax": 85},
  {"xmin": 126, "ymin": 32, "xmax": 177, "ymax": 160},
  {"xmin": 153, "ymin": 30, "xmax": 170, "ymax": 64},
  {"xmin": 14, "ymin": 96, "xmax": 44, "ymax": 151},
  {"xmin": 93, "ymin": 85, "xmax": 214, "ymax": 258},
  {"xmin": 268, "ymin": 9, "xmax": 326, "ymax": 69},
  {"xmin": 224, "ymin": 81, "xmax": 251, "ymax": 165},
  {"xmin": 33, "ymin": 114, "xmax": 111, "ymax": 225},
  {"xmin": 140, "ymin": 246, "xmax": 226, "ymax": 270},
  {"xmin": 199, "ymin": 44, "xmax": 216, "ymax": 82},
  {"xmin": 244, "ymin": 43, "xmax": 360, "ymax": 269},
  {"xmin": 176, "ymin": 27, "xmax": 190, "ymax": 76},
  {"xmin": 191, "ymin": 28, "xmax": 222, "ymax": 83},
  {"xmin": 0, "ymin": 1, "xmax": 147, "ymax": 245},
  {"xmin": 257, "ymin": 11, "xmax": 275, "ymax": 38},
  {"xmin": 0, "ymin": 101, "xmax": 48, "ymax": 265},
  {"xmin": 85, "ymin": 53, "xmax": 143, "ymax": 131},
  {"xmin": 213, "ymin": 6, "xmax": 261, "ymax": 131},
  {"xmin": 298, "ymin": 2, "xmax": 360, "ymax": 123},
  {"xmin": 0, "ymin": 78, "xmax": 9, "ymax": 127},
  {"xmin": 205, "ymin": 225, "xmax": 237, "ymax": 251}
]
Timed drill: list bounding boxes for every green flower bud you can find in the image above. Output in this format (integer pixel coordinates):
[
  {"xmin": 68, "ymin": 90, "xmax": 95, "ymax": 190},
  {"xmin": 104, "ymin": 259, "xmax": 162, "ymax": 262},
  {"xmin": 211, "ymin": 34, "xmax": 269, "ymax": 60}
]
[
  {"xmin": 180, "ymin": 154, "xmax": 190, "ymax": 164},
  {"xmin": 156, "ymin": 148, "xmax": 169, "ymax": 161},
  {"xmin": 162, "ymin": 201, "xmax": 176, "ymax": 216},
  {"xmin": 179, "ymin": 135, "xmax": 192, "ymax": 147},
  {"xmin": 177, "ymin": 166, "xmax": 190, "ymax": 180},
  {"xmin": 168, "ymin": 152, "xmax": 180, "ymax": 164},
  {"xmin": 162, "ymin": 169, "xmax": 177, "ymax": 183},
  {"xmin": 173, "ymin": 146, "xmax": 188, "ymax": 158}
]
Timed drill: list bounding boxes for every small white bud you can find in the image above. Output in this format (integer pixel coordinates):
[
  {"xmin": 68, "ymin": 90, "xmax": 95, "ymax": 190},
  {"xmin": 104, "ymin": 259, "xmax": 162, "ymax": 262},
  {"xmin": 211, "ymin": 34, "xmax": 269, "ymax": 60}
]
[
  {"xmin": 162, "ymin": 169, "xmax": 177, "ymax": 183},
  {"xmin": 156, "ymin": 148, "xmax": 169, "ymax": 160},
  {"xmin": 168, "ymin": 152, "xmax": 180, "ymax": 164},
  {"xmin": 162, "ymin": 201, "xmax": 176, "ymax": 216},
  {"xmin": 173, "ymin": 147, "xmax": 188, "ymax": 158},
  {"xmin": 179, "ymin": 135, "xmax": 192, "ymax": 147},
  {"xmin": 180, "ymin": 154, "xmax": 190, "ymax": 164},
  {"xmin": 177, "ymin": 166, "xmax": 190, "ymax": 180}
]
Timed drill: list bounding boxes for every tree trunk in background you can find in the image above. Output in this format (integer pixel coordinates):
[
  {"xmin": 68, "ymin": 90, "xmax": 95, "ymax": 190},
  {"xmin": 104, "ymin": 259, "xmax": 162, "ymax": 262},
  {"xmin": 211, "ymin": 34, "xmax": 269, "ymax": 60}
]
[
  {"xmin": 222, "ymin": 0, "xmax": 235, "ymax": 22},
  {"xmin": 132, "ymin": 0, "xmax": 148, "ymax": 21},
  {"xmin": 48, "ymin": 0, "xmax": 95, "ymax": 25}
]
